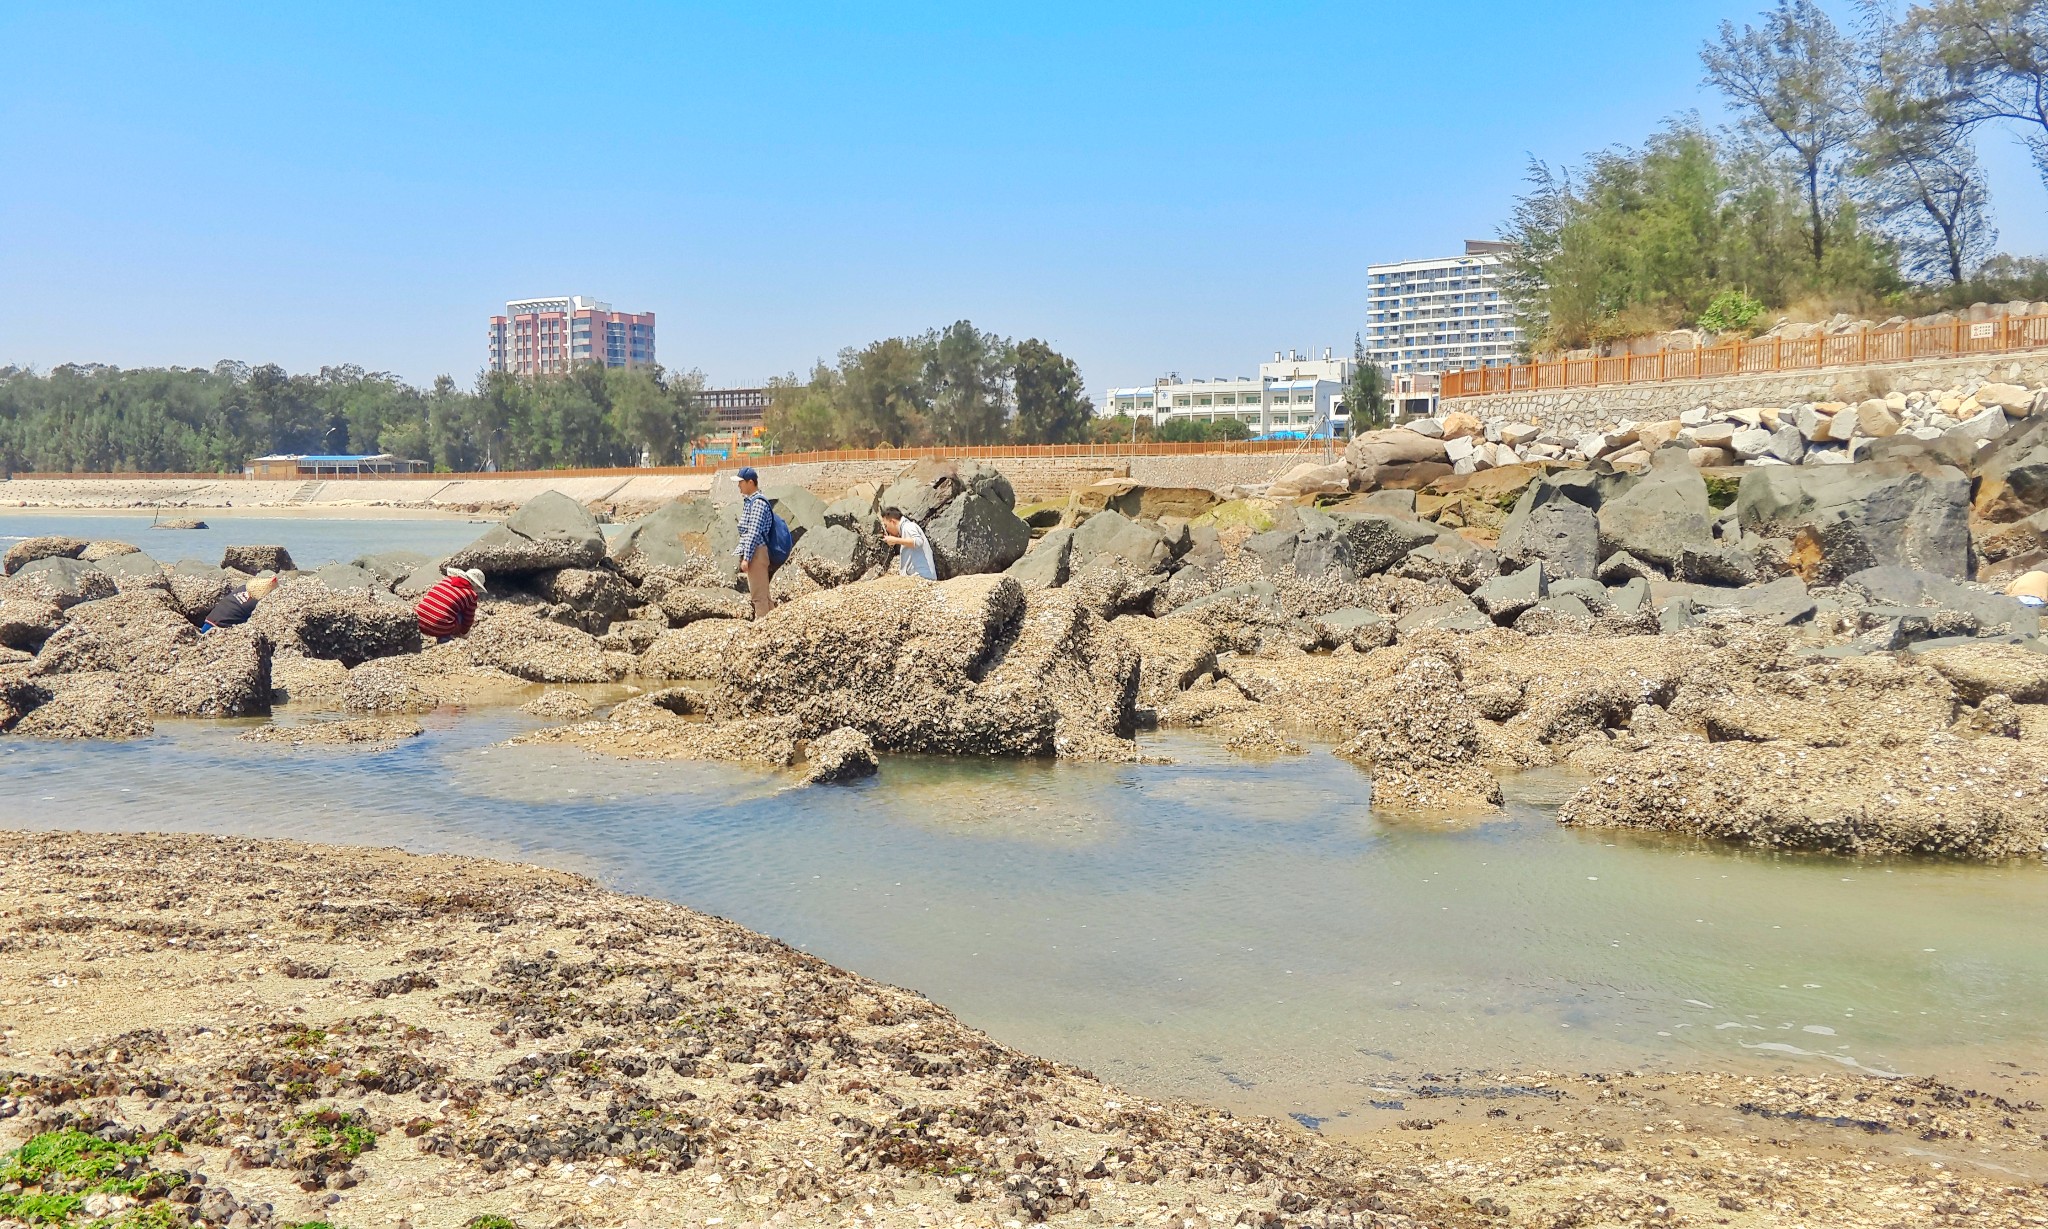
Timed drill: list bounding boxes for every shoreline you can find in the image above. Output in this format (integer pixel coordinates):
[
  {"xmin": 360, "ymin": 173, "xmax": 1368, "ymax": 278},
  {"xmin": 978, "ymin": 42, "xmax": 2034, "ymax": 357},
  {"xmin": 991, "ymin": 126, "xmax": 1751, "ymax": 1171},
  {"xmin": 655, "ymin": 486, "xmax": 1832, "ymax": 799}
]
[{"xmin": 2, "ymin": 830, "xmax": 2044, "ymax": 1228}]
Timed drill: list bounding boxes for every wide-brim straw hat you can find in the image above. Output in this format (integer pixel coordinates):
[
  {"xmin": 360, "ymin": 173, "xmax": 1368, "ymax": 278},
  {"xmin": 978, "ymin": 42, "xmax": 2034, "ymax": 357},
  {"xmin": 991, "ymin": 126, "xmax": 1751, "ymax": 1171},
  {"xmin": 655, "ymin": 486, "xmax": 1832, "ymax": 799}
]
[
  {"xmin": 449, "ymin": 566, "xmax": 489, "ymax": 593},
  {"xmin": 246, "ymin": 575, "xmax": 279, "ymax": 598}
]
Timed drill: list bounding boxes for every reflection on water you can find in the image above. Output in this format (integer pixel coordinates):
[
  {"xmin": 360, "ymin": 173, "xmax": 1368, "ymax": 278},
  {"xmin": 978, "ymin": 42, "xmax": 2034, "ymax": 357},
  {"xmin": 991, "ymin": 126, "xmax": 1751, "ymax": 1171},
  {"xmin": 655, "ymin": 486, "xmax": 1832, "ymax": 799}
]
[{"xmin": 5, "ymin": 712, "xmax": 2047, "ymax": 1126}]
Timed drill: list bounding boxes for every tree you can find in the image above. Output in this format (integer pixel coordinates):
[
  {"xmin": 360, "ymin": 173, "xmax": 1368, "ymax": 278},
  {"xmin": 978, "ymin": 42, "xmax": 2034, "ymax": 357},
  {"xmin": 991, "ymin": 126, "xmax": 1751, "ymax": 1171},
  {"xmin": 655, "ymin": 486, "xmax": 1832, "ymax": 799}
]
[
  {"xmin": 763, "ymin": 364, "xmax": 846, "ymax": 452},
  {"xmin": 1702, "ymin": 0, "xmax": 1865, "ymax": 268},
  {"xmin": 1158, "ymin": 417, "xmax": 1250, "ymax": 443},
  {"xmin": 1011, "ymin": 339, "xmax": 1093, "ymax": 443},
  {"xmin": 837, "ymin": 337, "xmax": 930, "ymax": 446},
  {"xmin": 925, "ymin": 321, "xmax": 1011, "ymax": 444},
  {"xmin": 1343, "ymin": 335, "xmax": 1389, "ymax": 432},
  {"xmin": 1890, "ymin": 0, "xmax": 2048, "ymax": 186}
]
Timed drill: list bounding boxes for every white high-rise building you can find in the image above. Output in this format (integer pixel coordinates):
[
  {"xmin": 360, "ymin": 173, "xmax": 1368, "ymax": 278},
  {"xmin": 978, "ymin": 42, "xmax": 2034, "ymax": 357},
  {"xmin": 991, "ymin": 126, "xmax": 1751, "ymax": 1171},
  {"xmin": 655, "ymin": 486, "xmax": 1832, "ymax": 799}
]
[
  {"xmin": 1102, "ymin": 348, "xmax": 1355, "ymax": 438},
  {"xmin": 1365, "ymin": 241, "xmax": 1520, "ymax": 378}
]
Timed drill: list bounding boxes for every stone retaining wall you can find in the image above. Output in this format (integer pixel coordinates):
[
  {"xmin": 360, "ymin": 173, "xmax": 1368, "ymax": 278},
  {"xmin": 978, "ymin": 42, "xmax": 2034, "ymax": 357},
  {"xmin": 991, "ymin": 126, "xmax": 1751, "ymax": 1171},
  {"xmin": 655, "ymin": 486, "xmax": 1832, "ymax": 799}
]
[{"xmin": 1448, "ymin": 353, "xmax": 2048, "ymax": 437}]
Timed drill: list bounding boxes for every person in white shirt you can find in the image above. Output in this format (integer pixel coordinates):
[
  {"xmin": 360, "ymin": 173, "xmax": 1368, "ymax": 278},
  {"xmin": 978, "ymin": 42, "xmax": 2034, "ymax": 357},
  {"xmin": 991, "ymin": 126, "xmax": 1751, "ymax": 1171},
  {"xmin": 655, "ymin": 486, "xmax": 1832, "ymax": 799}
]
[{"xmin": 880, "ymin": 507, "xmax": 937, "ymax": 580}]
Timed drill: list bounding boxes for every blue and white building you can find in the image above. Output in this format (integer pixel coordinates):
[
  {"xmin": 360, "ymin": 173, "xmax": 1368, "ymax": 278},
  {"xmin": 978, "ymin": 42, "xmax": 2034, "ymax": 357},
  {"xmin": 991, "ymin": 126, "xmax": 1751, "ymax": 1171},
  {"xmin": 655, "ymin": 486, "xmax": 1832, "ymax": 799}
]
[
  {"xmin": 1365, "ymin": 241, "xmax": 1520, "ymax": 378},
  {"xmin": 1103, "ymin": 348, "xmax": 1355, "ymax": 438}
]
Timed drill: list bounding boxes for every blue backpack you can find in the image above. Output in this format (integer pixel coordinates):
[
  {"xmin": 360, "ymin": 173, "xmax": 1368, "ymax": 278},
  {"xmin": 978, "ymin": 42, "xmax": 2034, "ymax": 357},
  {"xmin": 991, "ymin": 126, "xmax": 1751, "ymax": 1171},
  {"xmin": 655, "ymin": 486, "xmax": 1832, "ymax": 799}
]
[{"xmin": 766, "ymin": 508, "xmax": 794, "ymax": 567}]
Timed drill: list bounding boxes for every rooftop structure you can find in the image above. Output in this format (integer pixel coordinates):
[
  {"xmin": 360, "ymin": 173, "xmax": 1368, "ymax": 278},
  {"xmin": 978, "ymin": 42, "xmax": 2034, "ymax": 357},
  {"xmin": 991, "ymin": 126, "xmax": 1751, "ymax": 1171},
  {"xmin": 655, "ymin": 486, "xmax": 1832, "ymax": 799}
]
[{"xmin": 488, "ymin": 296, "xmax": 656, "ymax": 376}]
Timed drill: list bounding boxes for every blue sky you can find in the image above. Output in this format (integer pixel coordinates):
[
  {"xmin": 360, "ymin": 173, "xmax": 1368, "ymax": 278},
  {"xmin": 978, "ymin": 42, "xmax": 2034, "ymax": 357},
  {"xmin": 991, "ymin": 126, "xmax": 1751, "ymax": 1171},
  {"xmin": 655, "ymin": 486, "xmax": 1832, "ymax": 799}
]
[{"xmin": 4, "ymin": 0, "xmax": 2044, "ymax": 401}]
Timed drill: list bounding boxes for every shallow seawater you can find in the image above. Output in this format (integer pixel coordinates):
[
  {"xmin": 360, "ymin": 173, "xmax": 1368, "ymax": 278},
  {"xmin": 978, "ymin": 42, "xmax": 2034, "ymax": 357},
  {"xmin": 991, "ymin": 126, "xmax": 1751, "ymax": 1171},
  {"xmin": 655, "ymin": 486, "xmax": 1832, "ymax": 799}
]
[
  {"xmin": 0, "ymin": 512, "xmax": 499, "ymax": 569},
  {"xmin": 6, "ymin": 710, "xmax": 2047, "ymax": 1129}
]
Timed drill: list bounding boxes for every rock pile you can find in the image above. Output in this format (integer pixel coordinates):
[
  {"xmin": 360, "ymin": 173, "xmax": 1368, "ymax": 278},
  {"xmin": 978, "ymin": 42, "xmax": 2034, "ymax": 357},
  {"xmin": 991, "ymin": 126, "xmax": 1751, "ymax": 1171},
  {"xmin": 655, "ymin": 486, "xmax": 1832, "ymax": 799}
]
[{"xmin": 17, "ymin": 442, "xmax": 2048, "ymax": 840}]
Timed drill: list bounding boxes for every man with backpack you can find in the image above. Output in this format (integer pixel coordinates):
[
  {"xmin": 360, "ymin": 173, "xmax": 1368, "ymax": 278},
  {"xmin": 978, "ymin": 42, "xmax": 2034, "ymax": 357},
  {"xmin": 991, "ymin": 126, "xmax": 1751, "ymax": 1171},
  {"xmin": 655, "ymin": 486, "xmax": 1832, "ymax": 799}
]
[{"xmin": 732, "ymin": 466, "xmax": 793, "ymax": 619}]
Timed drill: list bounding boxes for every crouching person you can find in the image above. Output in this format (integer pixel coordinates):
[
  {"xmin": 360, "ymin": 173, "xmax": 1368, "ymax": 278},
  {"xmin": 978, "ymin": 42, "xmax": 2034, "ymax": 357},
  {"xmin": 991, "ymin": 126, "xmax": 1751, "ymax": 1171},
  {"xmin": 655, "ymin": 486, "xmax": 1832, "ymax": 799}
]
[
  {"xmin": 201, "ymin": 574, "xmax": 278, "ymax": 632},
  {"xmin": 416, "ymin": 567, "xmax": 488, "ymax": 642}
]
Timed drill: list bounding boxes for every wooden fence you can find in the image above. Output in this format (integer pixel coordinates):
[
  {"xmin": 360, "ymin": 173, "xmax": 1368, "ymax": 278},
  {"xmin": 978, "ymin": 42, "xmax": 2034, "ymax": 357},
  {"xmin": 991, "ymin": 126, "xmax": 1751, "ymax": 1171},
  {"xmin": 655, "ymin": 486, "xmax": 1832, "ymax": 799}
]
[
  {"xmin": 7, "ymin": 439, "xmax": 1315, "ymax": 482},
  {"xmin": 1441, "ymin": 311, "xmax": 2048, "ymax": 400}
]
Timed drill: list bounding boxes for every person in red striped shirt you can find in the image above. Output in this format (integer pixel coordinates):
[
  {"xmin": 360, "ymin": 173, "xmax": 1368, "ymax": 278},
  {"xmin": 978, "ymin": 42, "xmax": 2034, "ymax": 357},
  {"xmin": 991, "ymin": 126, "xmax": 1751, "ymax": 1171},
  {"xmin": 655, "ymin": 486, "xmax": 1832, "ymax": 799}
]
[{"xmin": 415, "ymin": 567, "xmax": 487, "ymax": 642}]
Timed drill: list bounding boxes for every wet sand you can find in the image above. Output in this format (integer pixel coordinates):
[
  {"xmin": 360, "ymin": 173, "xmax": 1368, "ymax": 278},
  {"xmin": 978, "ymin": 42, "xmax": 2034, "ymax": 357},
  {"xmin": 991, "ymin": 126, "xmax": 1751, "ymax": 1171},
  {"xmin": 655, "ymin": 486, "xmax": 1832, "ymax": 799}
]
[{"xmin": 3, "ymin": 830, "xmax": 2044, "ymax": 1228}]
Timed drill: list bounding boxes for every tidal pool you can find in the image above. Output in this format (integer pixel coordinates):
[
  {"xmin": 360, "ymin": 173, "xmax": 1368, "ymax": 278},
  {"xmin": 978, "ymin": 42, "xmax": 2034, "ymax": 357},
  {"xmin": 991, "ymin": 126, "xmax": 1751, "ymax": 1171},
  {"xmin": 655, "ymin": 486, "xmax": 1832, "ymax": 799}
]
[{"xmin": 5, "ymin": 710, "xmax": 2046, "ymax": 1130}]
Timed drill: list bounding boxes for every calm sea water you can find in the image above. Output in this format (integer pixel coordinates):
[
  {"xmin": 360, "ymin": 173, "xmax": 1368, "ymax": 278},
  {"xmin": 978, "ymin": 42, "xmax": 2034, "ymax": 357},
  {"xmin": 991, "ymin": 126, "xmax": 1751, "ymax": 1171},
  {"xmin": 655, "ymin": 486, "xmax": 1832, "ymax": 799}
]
[
  {"xmin": 0, "ymin": 512, "xmax": 498, "ymax": 569},
  {"xmin": 5, "ymin": 706, "xmax": 2045, "ymax": 1130},
  {"xmin": 6, "ymin": 512, "xmax": 2046, "ymax": 1125}
]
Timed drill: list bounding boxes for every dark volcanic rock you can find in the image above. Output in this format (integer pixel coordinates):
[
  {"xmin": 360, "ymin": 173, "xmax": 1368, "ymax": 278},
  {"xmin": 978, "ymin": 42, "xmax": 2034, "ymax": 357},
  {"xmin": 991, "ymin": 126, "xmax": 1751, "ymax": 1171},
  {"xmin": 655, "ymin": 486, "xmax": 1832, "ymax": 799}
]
[
  {"xmin": 446, "ymin": 491, "xmax": 606, "ymax": 576},
  {"xmin": 1737, "ymin": 459, "xmax": 1972, "ymax": 581}
]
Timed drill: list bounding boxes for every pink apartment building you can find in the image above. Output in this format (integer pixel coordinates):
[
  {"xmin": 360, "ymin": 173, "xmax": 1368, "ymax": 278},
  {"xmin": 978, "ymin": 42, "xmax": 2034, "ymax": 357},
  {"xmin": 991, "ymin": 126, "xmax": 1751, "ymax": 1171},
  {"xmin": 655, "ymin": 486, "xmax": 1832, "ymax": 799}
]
[{"xmin": 487, "ymin": 296, "xmax": 656, "ymax": 375}]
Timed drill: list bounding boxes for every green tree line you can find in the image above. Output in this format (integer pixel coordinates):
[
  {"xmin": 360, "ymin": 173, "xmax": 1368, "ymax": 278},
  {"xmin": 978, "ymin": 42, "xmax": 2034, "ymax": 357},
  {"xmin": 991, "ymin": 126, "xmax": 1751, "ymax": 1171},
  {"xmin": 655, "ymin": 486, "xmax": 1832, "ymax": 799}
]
[
  {"xmin": 1504, "ymin": 0, "xmax": 2048, "ymax": 354},
  {"xmin": 763, "ymin": 321, "xmax": 1094, "ymax": 450},
  {"xmin": 0, "ymin": 360, "xmax": 709, "ymax": 475}
]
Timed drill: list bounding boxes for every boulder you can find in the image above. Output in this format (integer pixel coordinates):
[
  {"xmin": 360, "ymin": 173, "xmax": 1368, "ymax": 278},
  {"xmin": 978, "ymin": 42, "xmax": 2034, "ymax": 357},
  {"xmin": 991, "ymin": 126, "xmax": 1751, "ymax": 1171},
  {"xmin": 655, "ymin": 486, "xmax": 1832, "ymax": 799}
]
[
  {"xmin": 1346, "ymin": 428, "xmax": 1450, "ymax": 485},
  {"xmin": 5, "ymin": 557, "xmax": 116, "ymax": 609},
  {"xmin": 1498, "ymin": 477, "xmax": 1601, "ymax": 579},
  {"xmin": 339, "ymin": 662, "xmax": 440, "ymax": 714},
  {"xmin": 1670, "ymin": 539, "xmax": 1760, "ymax": 587},
  {"xmin": 1265, "ymin": 460, "xmax": 1352, "ymax": 499},
  {"xmin": 798, "ymin": 726, "xmax": 880, "ymax": 785},
  {"xmin": 1005, "ymin": 527, "xmax": 1076, "ymax": 590},
  {"xmin": 1514, "ymin": 593, "xmax": 1596, "ymax": 634},
  {"xmin": 1312, "ymin": 607, "xmax": 1396, "ymax": 652},
  {"xmin": 310, "ymin": 562, "xmax": 383, "ymax": 593},
  {"xmin": 1946, "ymin": 407, "xmax": 2011, "ymax": 447},
  {"xmin": 527, "ymin": 567, "xmax": 635, "ymax": 632},
  {"xmin": 1331, "ymin": 512, "xmax": 1444, "ymax": 577},
  {"xmin": 1971, "ymin": 416, "xmax": 2048, "ymax": 522},
  {"xmin": 1473, "ymin": 564, "xmax": 1546, "ymax": 623},
  {"xmin": 351, "ymin": 550, "xmax": 431, "ymax": 589},
  {"xmin": 1855, "ymin": 401, "xmax": 1902, "ymax": 437},
  {"xmin": 1919, "ymin": 642, "xmax": 2048, "ymax": 703},
  {"xmin": 1766, "ymin": 425, "xmax": 1807, "ymax": 464},
  {"xmin": 1336, "ymin": 653, "xmax": 1502, "ymax": 812},
  {"xmin": 791, "ymin": 523, "xmax": 881, "ymax": 589},
  {"xmin": 465, "ymin": 611, "xmax": 616, "ymax": 683},
  {"xmin": 29, "ymin": 591, "xmax": 271, "ymax": 718},
  {"xmin": 221, "ymin": 545, "xmax": 295, "ymax": 574},
  {"xmin": 1974, "ymin": 383, "xmax": 2035, "ymax": 413},
  {"xmin": 445, "ymin": 491, "xmax": 606, "ymax": 576},
  {"xmin": 8, "ymin": 675, "xmax": 155, "ymax": 740},
  {"xmin": 1846, "ymin": 566, "xmax": 2041, "ymax": 634},
  {"xmin": 0, "ymin": 599, "xmax": 63, "ymax": 651},
  {"xmin": 1395, "ymin": 595, "xmax": 1491, "ymax": 633},
  {"xmin": 636, "ymin": 619, "xmax": 748, "ymax": 680},
  {"xmin": 1738, "ymin": 459, "xmax": 1973, "ymax": 581},
  {"xmin": 1390, "ymin": 534, "xmax": 1499, "ymax": 591},
  {"xmin": 246, "ymin": 578, "xmax": 424, "ymax": 666},
  {"xmin": 163, "ymin": 563, "xmax": 237, "ymax": 622},
  {"xmin": 3, "ymin": 536, "xmax": 87, "ymax": 575},
  {"xmin": 925, "ymin": 486, "xmax": 1031, "ymax": 577},
  {"xmin": 609, "ymin": 498, "xmax": 734, "ymax": 581},
  {"xmin": 710, "ymin": 575, "xmax": 1139, "ymax": 759},
  {"xmin": 1401, "ymin": 418, "xmax": 1446, "ymax": 439},
  {"xmin": 1794, "ymin": 405, "xmax": 1835, "ymax": 442},
  {"xmin": 879, "ymin": 459, "xmax": 1016, "ymax": 524},
  {"xmin": 1069, "ymin": 510, "xmax": 1174, "ymax": 574},
  {"xmin": 1077, "ymin": 481, "xmax": 1220, "ymax": 521},
  {"xmin": 1113, "ymin": 615, "xmax": 1225, "ymax": 705},
  {"xmin": 647, "ymin": 580, "xmax": 751, "ymax": 626},
  {"xmin": 91, "ymin": 550, "xmax": 163, "ymax": 589},
  {"xmin": 77, "ymin": 541, "xmax": 140, "ymax": 563},
  {"xmin": 1595, "ymin": 450, "xmax": 1714, "ymax": 568}
]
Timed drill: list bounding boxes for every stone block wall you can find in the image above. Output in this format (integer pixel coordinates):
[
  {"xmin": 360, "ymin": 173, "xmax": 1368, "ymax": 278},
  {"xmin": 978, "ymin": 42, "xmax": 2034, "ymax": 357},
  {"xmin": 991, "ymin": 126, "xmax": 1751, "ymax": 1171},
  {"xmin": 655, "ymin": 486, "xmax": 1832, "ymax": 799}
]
[
  {"xmin": 736, "ymin": 451, "xmax": 1318, "ymax": 503},
  {"xmin": 1448, "ymin": 353, "xmax": 2048, "ymax": 437}
]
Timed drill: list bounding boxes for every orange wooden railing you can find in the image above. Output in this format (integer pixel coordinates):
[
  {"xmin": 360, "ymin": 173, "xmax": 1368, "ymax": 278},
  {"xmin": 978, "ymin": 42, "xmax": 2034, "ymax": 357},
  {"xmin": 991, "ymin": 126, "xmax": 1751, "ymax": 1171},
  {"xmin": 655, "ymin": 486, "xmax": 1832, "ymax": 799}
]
[
  {"xmin": 1440, "ymin": 311, "xmax": 2048, "ymax": 400},
  {"xmin": 7, "ymin": 439, "xmax": 1314, "ymax": 482}
]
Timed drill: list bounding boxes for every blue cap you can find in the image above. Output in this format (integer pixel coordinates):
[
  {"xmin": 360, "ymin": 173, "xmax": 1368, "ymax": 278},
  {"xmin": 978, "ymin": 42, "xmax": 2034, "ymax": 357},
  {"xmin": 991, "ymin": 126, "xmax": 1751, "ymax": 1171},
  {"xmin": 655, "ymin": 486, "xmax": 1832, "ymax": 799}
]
[{"xmin": 736, "ymin": 466, "xmax": 759, "ymax": 483}]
